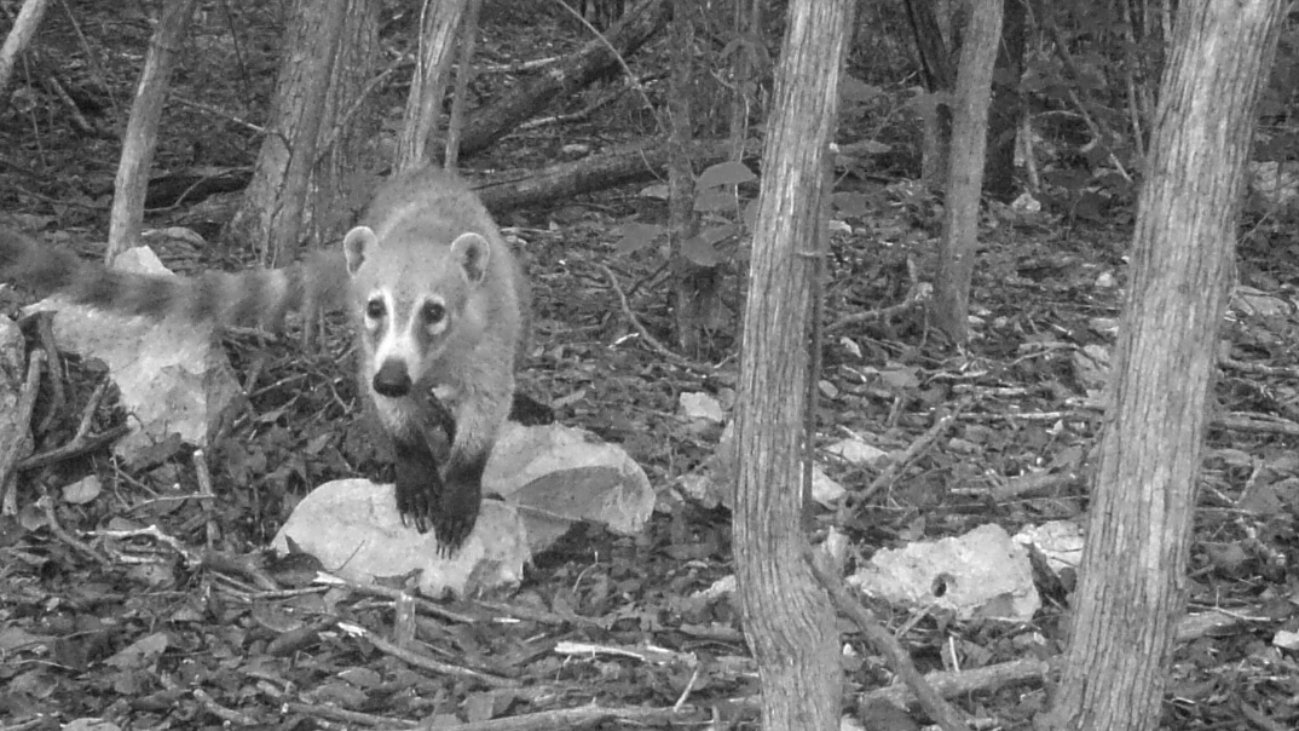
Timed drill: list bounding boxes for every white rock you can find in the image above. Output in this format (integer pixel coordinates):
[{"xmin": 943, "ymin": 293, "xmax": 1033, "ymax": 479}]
[
  {"xmin": 849, "ymin": 523, "xmax": 1040, "ymax": 621},
  {"xmin": 678, "ymin": 392, "xmax": 725, "ymax": 423},
  {"xmin": 272, "ymin": 479, "xmax": 529, "ymax": 599},
  {"xmin": 26, "ymin": 245, "xmax": 240, "ymax": 465}
]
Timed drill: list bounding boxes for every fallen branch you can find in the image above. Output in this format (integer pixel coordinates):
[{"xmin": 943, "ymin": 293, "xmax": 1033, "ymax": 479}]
[
  {"xmin": 338, "ymin": 620, "xmax": 518, "ymax": 689},
  {"xmin": 598, "ymin": 263, "xmax": 681, "ymax": 364},
  {"xmin": 17, "ymin": 376, "xmax": 129, "ymax": 472},
  {"xmin": 31, "ymin": 311, "xmax": 65, "ymax": 434},
  {"xmin": 407, "ymin": 703, "xmax": 699, "ymax": 731},
  {"xmin": 808, "ymin": 548, "xmax": 971, "ymax": 731},
  {"xmin": 475, "ymin": 138, "xmax": 747, "ymax": 213},
  {"xmin": 0, "ymin": 347, "xmax": 43, "ymax": 515},
  {"xmin": 459, "ymin": 0, "xmax": 670, "ymax": 158},
  {"xmin": 858, "ymin": 658, "xmax": 1051, "ymax": 710},
  {"xmin": 856, "ymin": 402, "xmax": 963, "ymax": 504},
  {"xmin": 38, "ymin": 492, "xmax": 109, "ymax": 566},
  {"xmin": 827, "ymin": 279, "xmax": 932, "ymax": 334}
]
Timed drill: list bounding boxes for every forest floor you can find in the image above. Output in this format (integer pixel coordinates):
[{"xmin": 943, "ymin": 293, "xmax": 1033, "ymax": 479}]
[{"xmin": 5, "ymin": 3, "xmax": 1299, "ymax": 730}]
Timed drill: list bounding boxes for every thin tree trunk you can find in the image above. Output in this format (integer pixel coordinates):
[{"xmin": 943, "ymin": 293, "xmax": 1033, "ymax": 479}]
[
  {"xmin": 904, "ymin": 0, "xmax": 956, "ymax": 187},
  {"xmin": 311, "ymin": 0, "xmax": 380, "ymax": 245},
  {"xmin": 666, "ymin": 0, "xmax": 710, "ymax": 355},
  {"xmin": 983, "ymin": 0, "xmax": 1024, "ymax": 201},
  {"xmin": 734, "ymin": 0, "xmax": 855, "ymax": 729},
  {"xmin": 932, "ymin": 0, "xmax": 1002, "ymax": 345},
  {"xmin": 107, "ymin": 0, "xmax": 198, "ymax": 260},
  {"xmin": 444, "ymin": 0, "xmax": 481, "ymax": 169},
  {"xmin": 396, "ymin": 0, "xmax": 468, "ymax": 171},
  {"xmin": 0, "ymin": 0, "xmax": 52, "ymax": 104},
  {"xmin": 726, "ymin": 0, "xmax": 758, "ymax": 162},
  {"xmin": 1042, "ymin": 2, "xmax": 1284, "ymax": 729}
]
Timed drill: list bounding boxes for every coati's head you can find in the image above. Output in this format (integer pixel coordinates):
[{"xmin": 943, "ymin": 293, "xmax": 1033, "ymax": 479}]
[{"xmin": 342, "ymin": 224, "xmax": 493, "ymax": 399}]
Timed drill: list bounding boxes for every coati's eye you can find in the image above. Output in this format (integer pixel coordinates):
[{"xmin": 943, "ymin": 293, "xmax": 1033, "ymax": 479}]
[
  {"xmin": 366, "ymin": 298, "xmax": 386, "ymax": 320},
  {"xmin": 422, "ymin": 301, "xmax": 446, "ymax": 324}
]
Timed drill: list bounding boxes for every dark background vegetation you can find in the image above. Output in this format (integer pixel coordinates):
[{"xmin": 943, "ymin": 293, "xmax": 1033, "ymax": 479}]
[{"xmin": 5, "ymin": 0, "xmax": 1299, "ymax": 728}]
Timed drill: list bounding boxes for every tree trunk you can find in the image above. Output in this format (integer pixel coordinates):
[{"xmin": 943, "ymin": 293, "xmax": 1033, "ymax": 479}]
[
  {"xmin": 396, "ymin": 0, "xmax": 468, "ymax": 170},
  {"xmin": 932, "ymin": 0, "xmax": 1002, "ymax": 345},
  {"xmin": 309, "ymin": 0, "xmax": 380, "ymax": 245},
  {"xmin": 666, "ymin": 0, "xmax": 712, "ymax": 355},
  {"xmin": 0, "ymin": 0, "xmax": 52, "ymax": 104},
  {"xmin": 1042, "ymin": 2, "xmax": 1284, "ymax": 730},
  {"xmin": 734, "ymin": 0, "xmax": 855, "ymax": 729},
  {"xmin": 106, "ymin": 0, "xmax": 197, "ymax": 260},
  {"xmin": 226, "ymin": 0, "xmax": 349, "ymax": 263},
  {"xmin": 727, "ymin": 0, "xmax": 762, "ymax": 162},
  {"xmin": 444, "ymin": 0, "xmax": 481, "ymax": 169},
  {"xmin": 983, "ymin": 0, "xmax": 1025, "ymax": 201},
  {"xmin": 904, "ymin": 0, "xmax": 956, "ymax": 187}
]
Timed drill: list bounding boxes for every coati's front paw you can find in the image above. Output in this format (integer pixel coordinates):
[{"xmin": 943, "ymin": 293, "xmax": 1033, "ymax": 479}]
[
  {"xmin": 393, "ymin": 437, "xmax": 440, "ymax": 535},
  {"xmin": 428, "ymin": 478, "xmax": 482, "ymax": 556},
  {"xmin": 392, "ymin": 448, "xmax": 482, "ymax": 555},
  {"xmin": 394, "ymin": 461, "xmax": 437, "ymax": 535}
]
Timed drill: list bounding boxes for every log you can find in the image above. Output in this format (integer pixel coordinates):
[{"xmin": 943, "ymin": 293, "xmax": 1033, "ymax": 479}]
[
  {"xmin": 475, "ymin": 139, "xmax": 744, "ymax": 213},
  {"xmin": 458, "ymin": 0, "xmax": 669, "ymax": 158}
]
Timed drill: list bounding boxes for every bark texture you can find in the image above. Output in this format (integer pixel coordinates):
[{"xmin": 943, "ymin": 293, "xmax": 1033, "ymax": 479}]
[
  {"xmin": 932, "ymin": 0, "xmax": 1002, "ymax": 344},
  {"xmin": 1043, "ymin": 2, "xmax": 1284, "ymax": 729},
  {"xmin": 733, "ymin": 0, "xmax": 855, "ymax": 729},
  {"xmin": 310, "ymin": 0, "xmax": 380, "ymax": 244},
  {"xmin": 0, "ymin": 0, "xmax": 52, "ymax": 103},
  {"xmin": 227, "ymin": 0, "xmax": 349, "ymax": 262},
  {"xmin": 396, "ymin": 0, "xmax": 468, "ymax": 170}
]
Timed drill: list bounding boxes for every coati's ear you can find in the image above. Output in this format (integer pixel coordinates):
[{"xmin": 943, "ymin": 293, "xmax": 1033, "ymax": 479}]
[
  {"xmin": 343, "ymin": 226, "xmax": 378, "ymax": 276},
  {"xmin": 450, "ymin": 232, "xmax": 491, "ymax": 284}
]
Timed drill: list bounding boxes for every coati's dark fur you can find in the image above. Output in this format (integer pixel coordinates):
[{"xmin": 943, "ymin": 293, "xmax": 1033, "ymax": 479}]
[{"xmin": 0, "ymin": 168, "xmax": 543, "ymax": 553}]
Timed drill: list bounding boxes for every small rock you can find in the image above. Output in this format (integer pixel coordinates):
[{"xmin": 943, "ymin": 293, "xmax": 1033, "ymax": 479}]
[
  {"xmin": 679, "ymin": 392, "xmax": 726, "ymax": 423},
  {"xmin": 825, "ymin": 437, "xmax": 887, "ymax": 465},
  {"xmin": 849, "ymin": 523, "xmax": 1040, "ymax": 621}
]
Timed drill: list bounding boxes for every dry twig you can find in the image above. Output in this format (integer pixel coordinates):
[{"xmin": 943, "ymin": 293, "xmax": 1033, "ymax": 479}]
[
  {"xmin": 0, "ymin": 348, "xmax": 43, "ymax": 514},
  {"xmin": 598, "ymin": 263, "xmax": 684, "ymax": 364},
  {"xmin": 808, "ymin": 549, "xmax": 971, "ymax": 731},
  {"xmin": 856, "ymin": 403, "xmax": 963, "ymax": 504},
  {"xmin": 338, "ymin": 620, "xmax": 518, "ymax": 688}
]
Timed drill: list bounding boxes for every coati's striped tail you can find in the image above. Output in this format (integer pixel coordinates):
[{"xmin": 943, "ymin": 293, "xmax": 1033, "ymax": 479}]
[{"xmin": 0, "ymin": 228, "xmax": 349, "ymax": 330}]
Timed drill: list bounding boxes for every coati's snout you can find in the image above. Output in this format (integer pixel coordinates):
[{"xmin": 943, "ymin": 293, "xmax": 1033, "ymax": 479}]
[{"xmin": 373, "ymin": 359, "xmax": 413, "ymax": 397}]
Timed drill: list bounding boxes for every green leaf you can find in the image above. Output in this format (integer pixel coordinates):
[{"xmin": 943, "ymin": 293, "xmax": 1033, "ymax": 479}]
[
  {"xmin": 698, "ymin": 161, "xmax": 756, "ymax": 190},
  {"xmin": 839, "ymin": 75, "xmax": 883, "ymax": 104},
  {"xmin": 614, "ymin": 223, "xmax": 665, "ymax": 255},
  {"xmin": 682, "ymin": 235, "xmax": 722, "ymax": 266},
  {"xmin": 694, "ymin": 190, "xmax": 735, "ymax": 212}
]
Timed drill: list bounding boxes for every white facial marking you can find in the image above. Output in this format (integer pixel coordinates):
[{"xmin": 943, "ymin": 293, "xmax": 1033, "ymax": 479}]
[{"xmin": 371, "ymin": 291, "xmax": 424, "ymax": 382}]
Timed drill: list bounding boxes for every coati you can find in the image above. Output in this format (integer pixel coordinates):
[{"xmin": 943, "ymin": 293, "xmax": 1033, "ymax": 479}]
[
  {"xmin": 342, "ymin": 167, "xmax": 533, "ymax": 551},
  {"xmin": 0, "ymin": 167, "xmax": 539, "ymax": 553}
]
